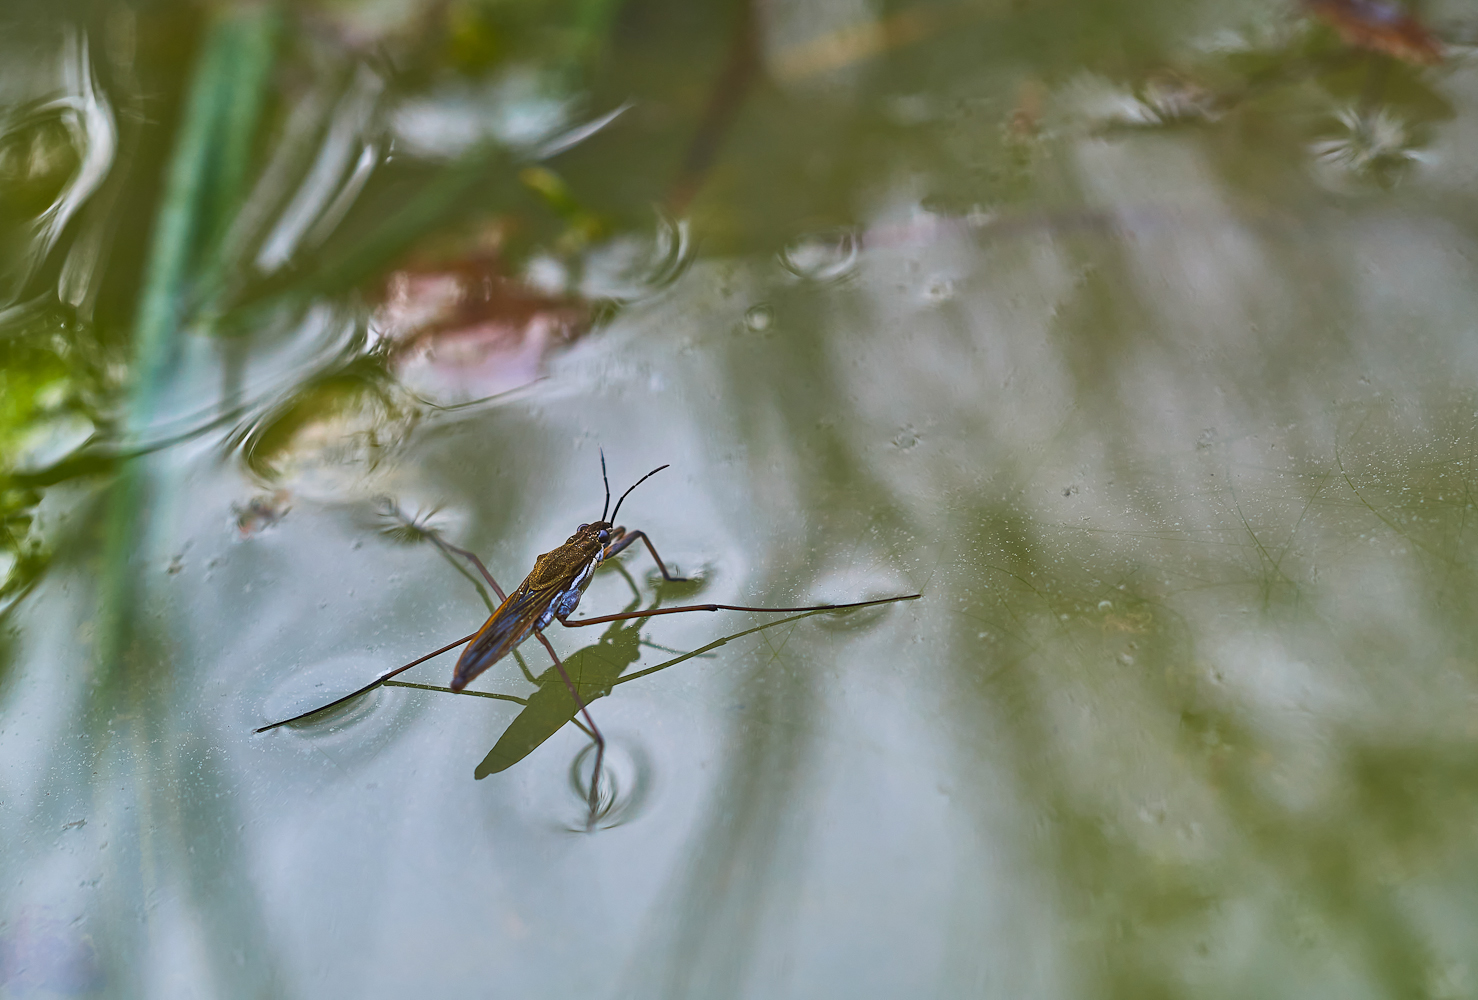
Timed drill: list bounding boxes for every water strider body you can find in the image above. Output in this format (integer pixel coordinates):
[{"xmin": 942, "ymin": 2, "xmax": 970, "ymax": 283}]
[
  {"xmin": 448, "ymin": 517, "xmax": 663, "ymax": 694},
  {"xmin": 255, "ymin": 458, "xmax": 920, "ymax": 826}
]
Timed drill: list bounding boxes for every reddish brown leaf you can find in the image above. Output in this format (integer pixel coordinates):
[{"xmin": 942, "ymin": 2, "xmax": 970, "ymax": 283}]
[{"xmin": 1305, "ymin": 0, "xmax": 1444, "ymax": 65}]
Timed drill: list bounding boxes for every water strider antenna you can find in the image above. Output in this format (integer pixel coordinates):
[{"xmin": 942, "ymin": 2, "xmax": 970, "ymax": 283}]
[
  {"xmin": 610, "ymin": 464, "xmax": 669, "ymax": 524},
  {"xmin": 599, "ymin": 448, "xmax": 611, "ymax": 522}
]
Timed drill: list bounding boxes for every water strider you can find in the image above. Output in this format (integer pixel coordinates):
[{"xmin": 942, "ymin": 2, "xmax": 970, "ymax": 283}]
[{"xmin": 255, "ymin": 455, "xmax": 921, "ymax": 826}]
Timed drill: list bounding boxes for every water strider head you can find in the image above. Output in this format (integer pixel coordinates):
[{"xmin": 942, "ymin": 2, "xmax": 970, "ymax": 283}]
[{"xmin": 567, "ymin": 521, "xmax": 614, "ymax": 551}]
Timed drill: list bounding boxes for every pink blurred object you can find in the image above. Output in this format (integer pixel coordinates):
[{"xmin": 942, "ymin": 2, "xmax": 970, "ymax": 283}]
[
  {"xmin": 377, "ymin": 255, "xmax": 591, "ymax": 402},
  {"xmin": 234, "ymin": 490, "xmax": 292, "ymax": 537},
  {"xmin": 0, "ymin": 907, "xmax": 103, "ymax": 995}
]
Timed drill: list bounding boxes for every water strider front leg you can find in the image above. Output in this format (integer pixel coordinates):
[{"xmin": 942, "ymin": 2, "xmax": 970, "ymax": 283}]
[{"xmin": 602, "ymin": 527, "xmax": 688, "ymax": 582}]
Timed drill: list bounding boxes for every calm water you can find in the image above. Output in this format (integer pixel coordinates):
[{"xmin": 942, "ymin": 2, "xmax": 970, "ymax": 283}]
[{"xmin": 3, "ymin": 1, "xmax": 1478, "ymax": 997}]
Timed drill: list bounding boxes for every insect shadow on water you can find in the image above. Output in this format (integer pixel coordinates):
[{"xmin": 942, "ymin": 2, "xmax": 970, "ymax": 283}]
[
  {"xmin": 254, "ymin": 453, "xmax": 921, "ymax": 829},
  {"xmin": 389, "ymin": 592, "xmax": 868, "ymax": 826},
  {"xmin": 471, "ymin": 562, "xmax": 657, "ymax": 781},
  {"xmin": 387, "ymin": 560, "xmax": 672, "ymax": 826}
]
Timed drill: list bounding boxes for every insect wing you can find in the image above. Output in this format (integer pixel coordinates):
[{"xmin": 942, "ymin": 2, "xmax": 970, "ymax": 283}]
[
  {"xmin": 451, "ymin": 540, "xmax": 603, "ymax": 691},
  {"xmin": 451, "ymin": 584, "xmax": 555, "ymax": 690}
]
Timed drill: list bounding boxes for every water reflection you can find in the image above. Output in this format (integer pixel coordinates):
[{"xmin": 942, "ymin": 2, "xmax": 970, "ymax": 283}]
[
  {"xmin": 0, "ymin": 30, "xmax": 115, "ymax": 313},
  {"xmin": 252, "ymin": 66, "xmax": 384, "ymax": 274},
  {"xmin": 234, "ymin": 360, "xmax": 420, "ymax": 495}
]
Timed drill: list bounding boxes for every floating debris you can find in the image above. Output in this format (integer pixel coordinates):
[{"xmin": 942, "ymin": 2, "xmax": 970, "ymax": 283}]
[
  {"xmin": 1310, "ymin": 106, "xmax": 1423, "ymax": 185},
  {"xmin": 234, "ymin": 490, "xmax": 292, "ymax": 537}
]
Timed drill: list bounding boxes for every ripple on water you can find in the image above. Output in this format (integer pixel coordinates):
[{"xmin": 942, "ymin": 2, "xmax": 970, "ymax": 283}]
[
  {"xmin": 804, "ymin": 572, "xmax": 919, "ymax": 633},
  {"xmin": 254, "ymin": 654, "xmax": 411, "ymax": 744},
  {"xmin": 566, "ymin": 736, "xmax": 653, "ymax": 831},
  {"xmin": 579, "ymin": 210, "xmax": 695, "ymax": 301},
  {"xmin": 778, "ymin": 227, "xmax": 861, "ymax": 284}
]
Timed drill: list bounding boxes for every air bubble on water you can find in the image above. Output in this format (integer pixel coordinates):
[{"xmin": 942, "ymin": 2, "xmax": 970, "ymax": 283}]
[
  {"xmin": 744, "ymin": 304, "xmax": 774, "ymax": 332},
  {"xmin": 922, "ymin": 277, "xmax": 956, "ymax": 303}
]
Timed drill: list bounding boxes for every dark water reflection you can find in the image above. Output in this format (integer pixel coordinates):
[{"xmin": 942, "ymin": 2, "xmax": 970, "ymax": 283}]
[{"xmin": 4, "ymin": 1, "xmax": 1478, "ymax": 997}]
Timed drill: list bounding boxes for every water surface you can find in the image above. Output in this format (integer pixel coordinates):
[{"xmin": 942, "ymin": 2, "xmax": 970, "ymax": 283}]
[{"xmin": 2, "ymin": 1, "xmax": 1478, "ymax": 997}]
